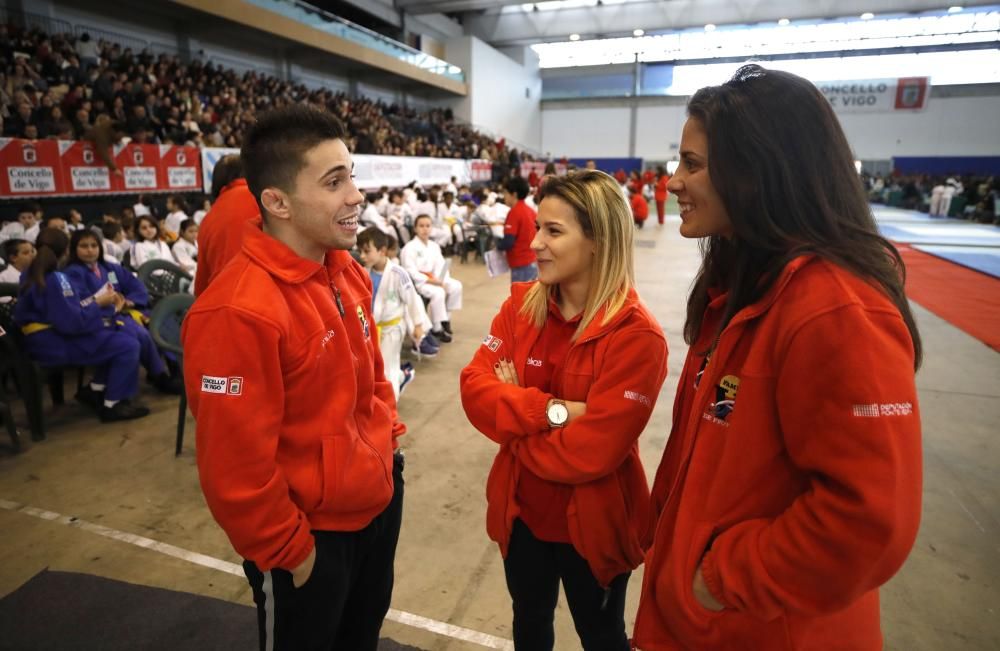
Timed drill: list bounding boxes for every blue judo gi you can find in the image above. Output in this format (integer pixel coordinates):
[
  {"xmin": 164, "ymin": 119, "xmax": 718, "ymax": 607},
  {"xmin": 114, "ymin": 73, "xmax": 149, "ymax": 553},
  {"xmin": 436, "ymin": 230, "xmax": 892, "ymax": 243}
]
[{"xmin": 13, "ymin": 270, "xmax": 140, "ymax": 402}]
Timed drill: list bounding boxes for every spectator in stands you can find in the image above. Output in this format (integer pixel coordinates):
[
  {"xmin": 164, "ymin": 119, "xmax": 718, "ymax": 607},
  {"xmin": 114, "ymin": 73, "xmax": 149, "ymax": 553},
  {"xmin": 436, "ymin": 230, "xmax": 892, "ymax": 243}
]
[
  {"xmin": 497, "ymin": 176, "xmax": 538, "ymax": 283},
  {"xmin": 100, "ymin": 221, "xmax": 127, "ymax": 263},
  {"xmin": 75, "ymin": 33, "xmax": 99, "ymax": 69},
  {"xmin": 194, "ymin": 154, "xmax": 261, "ymax": 295},
  {"xmin": 172, "ymin": 219, "xmax": 198, "ymax": 275},
  {"xmin": 357, "ymin": 227, "xmax": 435, "ymax": 396},
  {"xmin": 0, "ymin": 204, "xmax": 39, "ymax": 243},
  {"xmin": 13, "ymin": 227, "xmax": 149, "ymax": 422},
  {"xmin": 400, "ymin": 214, "xmax": 462, "ymax": 343},
  {"xmin": 67, "ymin": 209, "xmax": 85, "ymax": 231},
  {"xmin": 131, "ymin": 215, "xmax": 173, "ymax": 269},
  {"xmin": 192, "ymin": 196, "xmax": 211, "ymax": 225},
  {"xmin": 0, "ymin": 238, "xmax": 35, "ymax": 283},
  {"xmin": 163, "ymin": 194, "xmax": 189, "ymax": 238},
  {"xmin": 64, "ymin": 229, "xmax": 181, "ymax": 395}
]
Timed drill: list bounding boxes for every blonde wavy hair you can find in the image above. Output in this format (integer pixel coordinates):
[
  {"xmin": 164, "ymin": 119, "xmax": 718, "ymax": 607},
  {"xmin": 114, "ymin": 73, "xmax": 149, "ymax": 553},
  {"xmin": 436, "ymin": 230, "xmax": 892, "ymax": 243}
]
[{"xmin": 520, "ymin": 169, "xmax": 635, "ymax": 339}]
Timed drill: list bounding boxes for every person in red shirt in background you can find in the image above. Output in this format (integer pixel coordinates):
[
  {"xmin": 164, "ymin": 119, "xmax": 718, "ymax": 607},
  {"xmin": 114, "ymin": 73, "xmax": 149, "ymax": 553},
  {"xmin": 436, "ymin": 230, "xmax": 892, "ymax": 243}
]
[
  {"xmin": 642, "ymin": 167, "xmax": 655, "ymax": 188},
  {"xmin": 528, "ymin": 168, "xmax": 540, "ymax": 190},
  {"xmin": 460, "ymin": 170, "xmax": 668, "ymax": 651},
  {"xmin": 614, "ymin": 168, "xmax": 627, "ymax": 185},
  {"xmin": 193, "ymin": 154, "xmax": 261, "ymax": 295},
  {"xmin": 653, "ymin": 165, "xmax": 669, "ymax": 225},
  {"xmin": 630, "ymin": 185, "xmax": 649, "ymax": 228},
  {"xmin": 633, "ymin": 64, "xmax": 922, "ymax": 651},
  {"xmin": 497, "ymin": 175, "xmax": 538, "ymax": 283}
]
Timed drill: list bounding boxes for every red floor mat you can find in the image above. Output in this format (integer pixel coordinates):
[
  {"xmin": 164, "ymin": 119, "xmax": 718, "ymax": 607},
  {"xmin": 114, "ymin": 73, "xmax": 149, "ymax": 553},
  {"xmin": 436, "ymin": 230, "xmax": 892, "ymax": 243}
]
[{"xmin": 898, "ymin": 244, "xmax": 1000, "ymax": 352}]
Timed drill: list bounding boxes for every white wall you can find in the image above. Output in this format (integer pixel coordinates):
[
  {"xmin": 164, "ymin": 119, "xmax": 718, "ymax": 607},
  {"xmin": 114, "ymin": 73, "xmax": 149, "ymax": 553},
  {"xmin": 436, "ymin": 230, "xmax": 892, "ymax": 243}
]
[
  {"xmin": 444, "ymin": 36, "xmax": 542, "ymax": 151},
  {"xmin": 542, "ymin": 93, "xmax": 1000, "ymax": 160},
  {"xmin": 837, "ymin": 95, "xmax": 1000, "ymax": 159},
  {"xmin": 541, "ymin": 107, "xmax": 631, "ymax": 157}
]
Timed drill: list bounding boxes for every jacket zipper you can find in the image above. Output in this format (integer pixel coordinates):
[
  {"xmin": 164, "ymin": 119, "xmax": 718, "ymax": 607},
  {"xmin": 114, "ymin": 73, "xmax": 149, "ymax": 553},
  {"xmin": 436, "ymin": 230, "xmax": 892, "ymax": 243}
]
[{"xmin": 328, "ymin": 274, "xmax": 392, "ymax": 490}]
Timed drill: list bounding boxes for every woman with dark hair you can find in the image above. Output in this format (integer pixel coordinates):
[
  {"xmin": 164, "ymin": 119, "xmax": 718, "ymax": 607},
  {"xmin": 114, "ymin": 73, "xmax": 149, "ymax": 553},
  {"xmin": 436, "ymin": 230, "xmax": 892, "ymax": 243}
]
[
  {"xmin": 63, "ymin": 229, "xmax": 181, "ymax": 395},
  {"xmin": 633, "ymin": 65, "xmax": 922, "ymax": 650},
  {"xmin": 13, "ymin": 228, "xmax": 149, "ymax": 421},
  {"xmin": 653, "ymin": 165, "xmax": 669, "ymax": 225}
]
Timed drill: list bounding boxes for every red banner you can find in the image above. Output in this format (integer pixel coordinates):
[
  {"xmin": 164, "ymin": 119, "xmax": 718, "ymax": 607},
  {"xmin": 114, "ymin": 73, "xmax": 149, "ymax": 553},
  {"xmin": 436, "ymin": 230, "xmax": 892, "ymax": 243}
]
[
  {"xmin": 59, "ymin": 140, "xmax": 113, "ymax": 194},
  {"xmin": 158, "ymin": 144, "xmax": 201, "ymax": 191},
  {"xmin": 111, "ymin": 142, "xmax": 160, "ymax": 193},
  {"xmin": 468, "ymin": 160, "xmax": 492, "ymax": 182},
  {"xmin": 0, "ymin": 138, "xmax": 61, "ymax": 196}
]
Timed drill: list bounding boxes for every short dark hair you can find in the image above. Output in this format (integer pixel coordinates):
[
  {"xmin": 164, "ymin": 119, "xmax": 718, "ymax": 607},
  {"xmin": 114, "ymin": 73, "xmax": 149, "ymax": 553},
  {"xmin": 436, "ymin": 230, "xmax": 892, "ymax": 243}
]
[
  {"xmin": 242, "ymin": 105, "xmax": 347, "ymax": 217},
  {"xmin": 505, "ymin": 176, "xmax": 530, "ymax": 200},
  {"xmin": 179, "ymin": 219, "xmax": 196, "ymax": 234},
  {"xmin": 356, "ymin": 227, "xmax": 390, "ymax": 251},
  {"xmin": 100, "ymin": 221, "xmax": 123, "ymax": 240},
  {"xmin": 3, "ymin": 238, "xmax": 29, "ymax": 261},
  {"xmin": 40, "ymin": 215, "xmax": 66, "ymax": 229},
  {"xmin": 210, "ymin": 154, "xmax": 244, "ymax": 199}
]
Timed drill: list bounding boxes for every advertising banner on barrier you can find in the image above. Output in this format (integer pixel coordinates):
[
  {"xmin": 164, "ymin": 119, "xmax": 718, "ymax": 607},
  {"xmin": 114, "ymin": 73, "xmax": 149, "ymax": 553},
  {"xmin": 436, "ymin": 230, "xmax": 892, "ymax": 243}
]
[
  {"xmin": 0, "ymin": 138, "xmax": 61, "ymax": 196},
  {"xmin": 159, "ymin": 145, "xmax": 201, "ymax": 191},
  {"xmin": 200, "ymin": 146, "xmax": 240, "ymax": 194},
  {"xmin": 59, "ymin": 140, "xmax": 112, "ymax": 194},
  {"xmin": 111, "ymin": 143, "xmax": 159, "ymax": 193},
  {"xmin": 520, "ymin": 161, "xmax": 567, "ymax": 178},
  {"xmin": 818, "ymin": 77, "xmax": 930, "ymax": 113}
]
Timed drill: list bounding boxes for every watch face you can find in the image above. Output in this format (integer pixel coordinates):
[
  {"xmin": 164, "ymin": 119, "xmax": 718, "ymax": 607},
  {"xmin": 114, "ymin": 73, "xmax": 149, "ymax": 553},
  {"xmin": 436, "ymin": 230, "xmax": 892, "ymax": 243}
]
[{"xmin": 549, "ymin": 403, "xmax": 569, "ymax": 425}]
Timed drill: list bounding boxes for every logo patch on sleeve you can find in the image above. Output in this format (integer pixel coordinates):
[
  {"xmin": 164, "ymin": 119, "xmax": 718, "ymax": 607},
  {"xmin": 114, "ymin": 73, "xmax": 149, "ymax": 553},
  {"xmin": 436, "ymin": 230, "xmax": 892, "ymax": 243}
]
[
  {"xmin": 483, "ymin": 334, "xmax": 503, "ymax": 352},
  {"xmin": 201, "ymin": 376, "xmax": 228, "ymax": 394},
  {"xmin": 202, "ymin": 375, "xmax": 245, "ymax": 395}
]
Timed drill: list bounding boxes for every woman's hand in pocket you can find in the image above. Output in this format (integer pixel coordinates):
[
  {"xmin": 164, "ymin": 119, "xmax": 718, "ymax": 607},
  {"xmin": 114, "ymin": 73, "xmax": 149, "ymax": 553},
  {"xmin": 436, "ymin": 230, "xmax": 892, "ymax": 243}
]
[{"xmin": 291, "ymin": 545, "xmax": 317, "ymax": 588}]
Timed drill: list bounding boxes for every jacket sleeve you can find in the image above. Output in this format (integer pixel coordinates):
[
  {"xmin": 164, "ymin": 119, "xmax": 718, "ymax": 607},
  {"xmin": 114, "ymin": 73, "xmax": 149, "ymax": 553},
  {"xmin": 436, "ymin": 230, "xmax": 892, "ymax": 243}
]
[
  {"xmin": 115, "ymin": 263, "xmax": 150, "ymax": 307},
  {"xmin": 513, "ymin": 327, "xmax": 668, "ymax": 484},
  {"xmin": 459, "ymin": 297, "xmax": 551, "ymax": 444},
  {"xmin": 182, "ymin": 307, "xmax": 314, "ymax": 573},
  {"xmin": 701, "ymin": 304, "xmax": 922, "ymax": 620},
  {"xmin": 46, "ymin": 272, "xmax": 105, "ymax": 335}
]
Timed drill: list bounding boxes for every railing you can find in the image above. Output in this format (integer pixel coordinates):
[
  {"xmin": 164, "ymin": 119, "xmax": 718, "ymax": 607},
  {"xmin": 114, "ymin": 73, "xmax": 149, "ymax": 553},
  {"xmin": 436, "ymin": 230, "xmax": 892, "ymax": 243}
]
[
  {"xmin": 244, "ymin": 0, "xmax": 465, "ymax": 83},
  {"xmin": 0, "ymin": 7, "xmax": 72, "ymax": 37}
]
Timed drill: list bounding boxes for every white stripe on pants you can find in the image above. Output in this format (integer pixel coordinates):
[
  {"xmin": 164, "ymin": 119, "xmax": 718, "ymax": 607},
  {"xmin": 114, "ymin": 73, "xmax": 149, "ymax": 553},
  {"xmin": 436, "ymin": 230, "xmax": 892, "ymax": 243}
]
[{"xmin": 263, "ymin": 571, "xmax": 275, "ymax": 651}]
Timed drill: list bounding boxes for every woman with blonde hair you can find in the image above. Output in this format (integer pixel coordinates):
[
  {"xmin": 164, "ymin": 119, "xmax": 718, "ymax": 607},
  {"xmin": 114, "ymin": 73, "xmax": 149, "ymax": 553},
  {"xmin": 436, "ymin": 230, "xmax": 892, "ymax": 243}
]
[{"xmin": 460, "ymin": 170, "xmax": 669, "ymax": 650}]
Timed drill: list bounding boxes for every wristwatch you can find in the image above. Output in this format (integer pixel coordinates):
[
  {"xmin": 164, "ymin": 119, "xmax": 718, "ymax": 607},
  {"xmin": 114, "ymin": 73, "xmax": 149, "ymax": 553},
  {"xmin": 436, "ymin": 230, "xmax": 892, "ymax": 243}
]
[{"xmin": 546, "ymin": 399, "xmax": 569, "ymax": 428}]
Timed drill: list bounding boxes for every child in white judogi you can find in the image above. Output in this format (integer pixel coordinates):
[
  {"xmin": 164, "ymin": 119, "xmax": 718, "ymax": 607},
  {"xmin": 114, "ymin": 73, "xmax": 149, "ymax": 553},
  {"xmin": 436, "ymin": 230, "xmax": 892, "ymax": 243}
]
[
  {"xmin": 400, "ymin": 215, "xmax": 462, "ymax": 342},
  {"xmin": 357, "ymin": 228, "xmax": 432, "ymax": 398}
]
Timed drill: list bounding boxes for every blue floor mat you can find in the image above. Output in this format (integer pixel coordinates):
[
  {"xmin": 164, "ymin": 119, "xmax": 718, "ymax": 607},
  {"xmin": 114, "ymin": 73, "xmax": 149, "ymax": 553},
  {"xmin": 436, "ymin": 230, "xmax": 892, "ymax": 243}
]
[{"xmin": 912, "ymin": 245, "xmax": 1000, "ymax": 279}]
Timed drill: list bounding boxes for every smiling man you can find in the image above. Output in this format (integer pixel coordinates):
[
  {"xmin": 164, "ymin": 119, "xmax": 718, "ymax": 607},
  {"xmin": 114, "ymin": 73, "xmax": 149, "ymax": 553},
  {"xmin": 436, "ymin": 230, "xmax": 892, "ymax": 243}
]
[{"xmin": 182, "ymin": 105, "xmax": 406, "ymax": 651}]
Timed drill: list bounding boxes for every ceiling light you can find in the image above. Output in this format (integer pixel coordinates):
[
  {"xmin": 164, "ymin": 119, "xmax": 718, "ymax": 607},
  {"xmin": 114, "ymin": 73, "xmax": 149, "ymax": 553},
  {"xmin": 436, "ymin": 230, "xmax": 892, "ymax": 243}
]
[
  {"xmin": 704, "ymin": 23, "xmax": 716, "ymax": 31},
  {"xmin": 860, "ymin": 12, "xmax": 874, "ymax": 20},
  {"xmin": 633, "ymin": 28, "xmax": 645, "ymax": 36},
  {"xmin": 778, "ymin": 18, "xmax": 790, "ymax": 26},
  {"xmin": 569, "ymin": 33, "xmax": 580, "ymax": 41},
  {"xmin": 948, "ymin": 5, "xmax": 963, "ymax": 13}
]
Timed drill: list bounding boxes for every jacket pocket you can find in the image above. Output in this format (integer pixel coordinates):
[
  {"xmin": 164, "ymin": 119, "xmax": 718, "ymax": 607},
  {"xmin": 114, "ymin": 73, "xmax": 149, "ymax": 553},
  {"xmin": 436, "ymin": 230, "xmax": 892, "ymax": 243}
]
[
  {"xmin": 316, "ymin": 435, "xmax": 391, "ymax": 515},
  {"xmin": 682, "ymin": 522, "xmax": 727, "ymax": 622}
]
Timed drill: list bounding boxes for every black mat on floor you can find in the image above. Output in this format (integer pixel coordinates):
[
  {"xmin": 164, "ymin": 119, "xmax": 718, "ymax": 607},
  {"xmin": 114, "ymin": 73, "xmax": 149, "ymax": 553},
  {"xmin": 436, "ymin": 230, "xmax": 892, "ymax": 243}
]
[{"xmin": 0, "ymin": 570, "xmax": 423, "ymax": 651}]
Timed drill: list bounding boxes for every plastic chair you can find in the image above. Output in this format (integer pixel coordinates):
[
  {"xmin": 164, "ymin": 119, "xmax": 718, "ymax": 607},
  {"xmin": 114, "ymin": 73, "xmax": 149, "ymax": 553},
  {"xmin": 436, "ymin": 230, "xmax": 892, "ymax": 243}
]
[
  {"xmin": 148, "ymin": 293, "xmax": 194, "ymax": 456},
  {"xmin": 0, "ymin": 283, "xmax": 85, "ymax": 443},
  {"xmin": 137, "ymin": 259, "xmax": 193, "ymax": 305}
]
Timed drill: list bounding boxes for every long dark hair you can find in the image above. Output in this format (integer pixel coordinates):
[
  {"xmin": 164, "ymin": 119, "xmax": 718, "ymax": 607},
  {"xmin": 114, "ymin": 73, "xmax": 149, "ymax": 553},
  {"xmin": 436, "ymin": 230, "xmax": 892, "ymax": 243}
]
[
  {"xmin": 23, "ymin": 228, "xmax": 69, "ymax": 292},
  {"xmin": 67, "ymin": 228, "xmax": 106, "ymax": 268},
  {"xmin": 683, "ymin": 65, "xmax": 921, "ymax": 369}
]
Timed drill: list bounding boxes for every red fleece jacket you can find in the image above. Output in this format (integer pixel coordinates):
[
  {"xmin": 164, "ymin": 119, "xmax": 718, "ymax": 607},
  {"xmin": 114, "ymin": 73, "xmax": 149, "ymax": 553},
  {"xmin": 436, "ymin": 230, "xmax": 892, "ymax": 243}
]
[
  {"xmin": 460, "ymin": 282, "xmax": 668, "ymax": 586},
  {"xmin": 183, "ymin": 222, "xmax": 404, "ymax": 572},
  {"xmin": 633, "ymin": 256, "xmax": 922, "ymax": 651}
]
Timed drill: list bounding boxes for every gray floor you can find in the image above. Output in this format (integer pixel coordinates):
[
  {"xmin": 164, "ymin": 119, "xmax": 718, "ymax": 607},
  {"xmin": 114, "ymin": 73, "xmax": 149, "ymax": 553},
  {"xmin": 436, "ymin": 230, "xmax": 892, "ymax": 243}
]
[{"xmin": 0, "ymin": 214, "xmax": 997, "ymax": 650}]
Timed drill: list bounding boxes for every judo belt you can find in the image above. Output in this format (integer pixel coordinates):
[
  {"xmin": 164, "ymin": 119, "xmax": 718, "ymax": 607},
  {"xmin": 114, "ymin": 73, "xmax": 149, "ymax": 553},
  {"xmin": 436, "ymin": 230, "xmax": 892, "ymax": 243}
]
[
  {"xmin": 375, "ymin": 316, "xmax": 403, "ymax": 343},
  {"xmin": 21, "ymin": 322, "xmax": 51, "ymax": 335}
]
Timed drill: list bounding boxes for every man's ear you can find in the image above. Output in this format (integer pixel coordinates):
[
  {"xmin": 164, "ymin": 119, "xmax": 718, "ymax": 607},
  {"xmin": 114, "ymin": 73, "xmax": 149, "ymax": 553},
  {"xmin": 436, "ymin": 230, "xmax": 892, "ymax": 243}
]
[{"xmin": 261, "ymin": 187, "xmax": 291, "ymax": 222}]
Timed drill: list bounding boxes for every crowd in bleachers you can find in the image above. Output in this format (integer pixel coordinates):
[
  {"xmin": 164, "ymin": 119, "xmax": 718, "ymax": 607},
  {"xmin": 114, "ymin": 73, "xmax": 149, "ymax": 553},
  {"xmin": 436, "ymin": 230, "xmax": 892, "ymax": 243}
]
[
  {"xmin": 0, "ymin": 21, "xmax": 514, "ymax": 162},
  {"xmin": 864, "ymin": 171, "xmax": 1000, "ymax": 224}
]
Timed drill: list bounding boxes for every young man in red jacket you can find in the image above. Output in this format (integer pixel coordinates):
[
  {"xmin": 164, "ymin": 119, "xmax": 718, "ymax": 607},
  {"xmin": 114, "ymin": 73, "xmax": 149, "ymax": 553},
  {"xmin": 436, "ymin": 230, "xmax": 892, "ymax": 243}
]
[
  {"xmin": 497, "ymin": 175, "xmax": 538, "ymax": 282},
  {"xmin": 182, "ymin": 106, "xmax": 406, "ymax": 651},
  {"xmin": 193, "ymin": 154, "xmax": 261, "ymax": 296}
]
